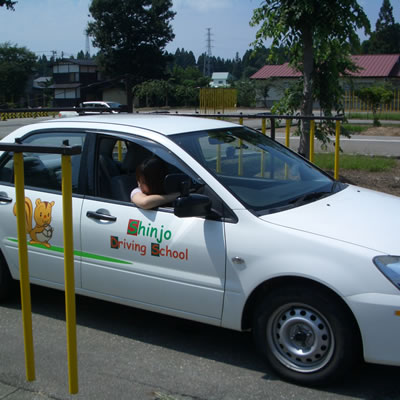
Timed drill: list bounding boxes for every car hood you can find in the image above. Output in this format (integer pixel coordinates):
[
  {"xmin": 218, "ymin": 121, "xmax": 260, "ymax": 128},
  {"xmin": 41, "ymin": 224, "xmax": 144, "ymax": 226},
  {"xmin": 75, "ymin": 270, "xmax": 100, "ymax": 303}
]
[{"xmin": 260, "ymin": 185, "xmax": 400, "ymax": 254}]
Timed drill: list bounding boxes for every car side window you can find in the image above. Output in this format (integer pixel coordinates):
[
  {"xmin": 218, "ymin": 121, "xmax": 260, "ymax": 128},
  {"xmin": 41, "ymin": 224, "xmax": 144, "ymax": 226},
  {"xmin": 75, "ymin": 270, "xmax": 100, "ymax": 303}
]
[
  {"xmin": 0, "ymin": 131, "xmax": 86, "ymax": 193},
  {"xmin": 95, "ymin": 135, "xmax": 202, "ymax": 205}
]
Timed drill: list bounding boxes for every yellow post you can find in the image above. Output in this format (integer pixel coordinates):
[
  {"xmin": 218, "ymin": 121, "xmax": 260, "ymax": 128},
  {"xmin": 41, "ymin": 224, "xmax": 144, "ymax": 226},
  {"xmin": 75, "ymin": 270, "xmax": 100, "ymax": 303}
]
[
  {"xmin": 285, "ymin": 119, "xmax": 291, "ymax": 148},
  {"xmin": 13, "ymin": 152, "xmax": 36, "ymax": 382},
  {"xmin": 334, "ymin": 121, "xmax": 341, "ymax": 180},
  {"xmin": 239, "ymin": 116, "xmax": 243, "ymax": 125},
  {"xmin": 309, "ymin": 120, "xmax": 315, "ymax": 163},
  {"xmin": 216, "ymin": 144, "xmax": 221, "ymax": 173},
  {"xmin": 61, "ymin": 154, "xmax": 78, "ymax": 394},
  {"xmin": 238, "ymin": 139, "xmax": 243, "ymax": 176},
  {"xmin": 117, "ymin": 141, "xmax": 122, "ymax": 161},
  {"xmin": 262, "ymin": 118, "xmax": 266, "ymax": 135}
]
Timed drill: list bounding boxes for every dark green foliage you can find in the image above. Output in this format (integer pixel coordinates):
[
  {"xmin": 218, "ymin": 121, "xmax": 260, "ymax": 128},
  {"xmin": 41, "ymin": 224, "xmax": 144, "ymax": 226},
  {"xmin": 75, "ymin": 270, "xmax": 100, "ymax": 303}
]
[
  {"xmin": 134, "ymin": 65, "xmax": 210, "ymax": 107},
  {"xmin": 0, "ymin": 43, "xmax": 36, "ymax": 106},
  {"xmin": 0, "ymin": 0, "xmax": 16, "ymax": 10},
  {"xmin": 87, "ymin": 0, "xmax": 176, "ymax": 111},
  {"xmin": 361, "ymin": 0, "xmax": 400, "ymax": 54},
  {"xmin": 251, "ymin": 0, "xmax": 370, "ymax": 157},
  {"xmin": 234, "ymin": 79, "xmax": 256, "ymax": 107},
  {"xmin": 356, "ymin": 85, "xmax": 393, "ymax": 126}
]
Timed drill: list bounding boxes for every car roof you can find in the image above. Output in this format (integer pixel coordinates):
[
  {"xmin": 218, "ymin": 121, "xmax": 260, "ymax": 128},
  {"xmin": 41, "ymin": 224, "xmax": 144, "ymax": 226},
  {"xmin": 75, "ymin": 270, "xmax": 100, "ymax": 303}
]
[{"xmin": 46, "ymin": 114, "xmax": 238, "ymax": 136}]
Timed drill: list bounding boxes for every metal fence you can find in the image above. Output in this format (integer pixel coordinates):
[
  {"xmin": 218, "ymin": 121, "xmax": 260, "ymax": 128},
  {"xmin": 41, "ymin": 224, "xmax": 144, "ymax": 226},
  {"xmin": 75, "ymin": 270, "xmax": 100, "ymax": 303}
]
[
  {"xmin": 344, "ymin": 89, "xmax": 400, "ymax": 113},
  {"xmin": 199, "ymin": 88, "xmax": 237, "ymax": 113}
]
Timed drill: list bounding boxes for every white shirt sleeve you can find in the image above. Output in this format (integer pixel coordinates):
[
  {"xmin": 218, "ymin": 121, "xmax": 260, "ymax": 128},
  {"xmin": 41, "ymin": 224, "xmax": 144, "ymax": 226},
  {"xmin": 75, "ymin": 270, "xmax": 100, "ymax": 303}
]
[{"xmin": 130, "ymin": 187, "xmax": 142, "ymax": 201}]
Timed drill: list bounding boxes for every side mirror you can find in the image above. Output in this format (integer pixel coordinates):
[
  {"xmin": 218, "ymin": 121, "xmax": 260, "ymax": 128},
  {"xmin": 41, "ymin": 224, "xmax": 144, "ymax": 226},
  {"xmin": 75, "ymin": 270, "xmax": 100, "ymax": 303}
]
[
  {"xmin": 174, "ymin": 194, "xmax": 211, "ymax": 218},
  {"xmin": 164, "ymin": 173, "xmax": 191, "ymax": 196}
]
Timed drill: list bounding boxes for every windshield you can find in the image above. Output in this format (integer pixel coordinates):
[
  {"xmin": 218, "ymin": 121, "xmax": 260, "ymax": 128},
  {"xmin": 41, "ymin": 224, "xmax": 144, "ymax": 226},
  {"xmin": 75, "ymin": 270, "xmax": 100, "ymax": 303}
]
[
  {"xmin": 172, "ymin": 126, "xmax": 343, "ymax": 215},
  {"xmin": 106, "ymin": 102, "xmax": 122, "ymax": 108}
]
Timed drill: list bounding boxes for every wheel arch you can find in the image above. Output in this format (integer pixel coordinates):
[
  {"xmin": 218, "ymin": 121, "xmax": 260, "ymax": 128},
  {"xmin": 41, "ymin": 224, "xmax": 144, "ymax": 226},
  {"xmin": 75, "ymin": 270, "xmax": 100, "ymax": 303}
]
[{"xmin": 241, "ymin": 276, "xmax": 362, "ymax": 344}]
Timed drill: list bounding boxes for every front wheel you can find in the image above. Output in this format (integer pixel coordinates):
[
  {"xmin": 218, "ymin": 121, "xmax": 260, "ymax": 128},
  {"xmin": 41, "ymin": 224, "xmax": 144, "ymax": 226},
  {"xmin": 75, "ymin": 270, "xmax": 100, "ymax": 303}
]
[{"xmin": 253, "ymin": 285, "xmax": 360, "ymax": 385}]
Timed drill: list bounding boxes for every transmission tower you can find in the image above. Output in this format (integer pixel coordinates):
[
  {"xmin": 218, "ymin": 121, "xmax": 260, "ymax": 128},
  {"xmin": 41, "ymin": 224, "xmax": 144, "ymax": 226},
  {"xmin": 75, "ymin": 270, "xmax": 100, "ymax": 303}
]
[
  {"xmin": 203, "ymin": 28, "xmax": 213, "ymax": 77},
  {"xmin": 85, "ymin": 33, "xmax": 91, "ymax": 58}
]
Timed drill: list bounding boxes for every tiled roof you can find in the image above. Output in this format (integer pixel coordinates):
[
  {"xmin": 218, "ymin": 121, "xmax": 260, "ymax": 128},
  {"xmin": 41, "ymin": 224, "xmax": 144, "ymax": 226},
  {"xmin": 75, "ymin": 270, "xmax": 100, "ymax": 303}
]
[{"xmin": 251, "ymin": 54, "xmax": 400, "ymax": 79}]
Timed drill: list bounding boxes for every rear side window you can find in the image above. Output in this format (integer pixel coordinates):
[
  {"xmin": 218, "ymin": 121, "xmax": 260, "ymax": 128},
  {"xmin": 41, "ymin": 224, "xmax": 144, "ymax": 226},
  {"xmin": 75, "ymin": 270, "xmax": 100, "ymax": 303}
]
[{"xmin": 0, "ymin": 131, "xmax": 86, "ymax": 192}]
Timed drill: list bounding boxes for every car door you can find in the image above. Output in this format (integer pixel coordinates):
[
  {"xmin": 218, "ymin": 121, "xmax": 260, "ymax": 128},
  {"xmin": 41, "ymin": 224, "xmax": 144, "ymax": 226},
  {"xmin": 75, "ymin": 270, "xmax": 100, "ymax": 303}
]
[
  {"xmin": 80, "ymin": 134, "xmax": 226, "ymax": 322},
  {"xmin": 0, "ymin": 130, "xmax": 86, "ymax": 288}
]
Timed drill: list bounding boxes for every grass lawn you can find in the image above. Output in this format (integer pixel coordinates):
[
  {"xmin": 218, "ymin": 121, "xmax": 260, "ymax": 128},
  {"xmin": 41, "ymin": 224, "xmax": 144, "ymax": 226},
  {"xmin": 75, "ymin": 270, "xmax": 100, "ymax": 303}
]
[
  {"xmin": 346, "ymin": 112, "xmax": 400, "ymax": 121},
  {"xmin": 313, "ymin": 153, "xmax": 397, "ymax": 172}
]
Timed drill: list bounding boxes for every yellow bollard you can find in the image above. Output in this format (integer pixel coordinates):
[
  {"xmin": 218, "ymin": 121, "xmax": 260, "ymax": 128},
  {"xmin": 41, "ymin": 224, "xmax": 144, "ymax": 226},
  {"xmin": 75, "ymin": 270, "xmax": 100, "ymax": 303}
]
[
  {"xmin": 117, "ymin": 141, "xmax": 122, "ymax": 161},
  {"xmin": 61, "ymin": 154, "xmax": 79, "ymax": 394},
  {"xmin": 285, "ymin": 119, "xmax": 291, "ymax": 148},
  {"xmin": 334, "ymin": 121, "xmax": 341, "ymax": 180},
  {"xmin": 239, "ymin": 116, "xmax": 243, "ymax": 125},
  {"xmin": 13, "ymin": 152, "xmax": 36, "ymax": 382},
  {"xmin": 238, "ymin": 139, "xmax": 243, "ymax": 176},
  {"xmin": 216, "ymin": 144, "xmax": 221, "ymax": 173},
  {"xmin": 262, "ymin": 118, "xmax": 266, "ymax": 135},
  {"xmin": 309, "ymin": 120, "xmax": 315, "ymax": 163}
]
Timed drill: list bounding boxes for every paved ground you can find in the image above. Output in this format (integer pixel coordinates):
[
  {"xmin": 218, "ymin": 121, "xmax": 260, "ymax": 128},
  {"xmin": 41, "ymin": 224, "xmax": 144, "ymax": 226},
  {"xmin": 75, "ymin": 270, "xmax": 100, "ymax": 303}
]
[{"xmin": 1, "ymin": 285, "xmax": 400, "ymax": 400}]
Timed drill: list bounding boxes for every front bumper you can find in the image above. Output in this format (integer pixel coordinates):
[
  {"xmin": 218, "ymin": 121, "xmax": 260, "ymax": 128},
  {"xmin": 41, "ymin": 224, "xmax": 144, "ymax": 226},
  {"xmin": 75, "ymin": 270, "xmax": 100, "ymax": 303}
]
[{"xmin": 346, "ymin": 293, "xmax": 400, "ymax": 366}]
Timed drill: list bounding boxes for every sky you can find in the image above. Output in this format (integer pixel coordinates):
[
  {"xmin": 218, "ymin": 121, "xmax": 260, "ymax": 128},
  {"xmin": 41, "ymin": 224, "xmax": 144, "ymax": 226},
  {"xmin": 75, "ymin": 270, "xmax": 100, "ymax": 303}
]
[{"xmin": 0, "ymin": 0, "xmax": 400, "ymax": 61}]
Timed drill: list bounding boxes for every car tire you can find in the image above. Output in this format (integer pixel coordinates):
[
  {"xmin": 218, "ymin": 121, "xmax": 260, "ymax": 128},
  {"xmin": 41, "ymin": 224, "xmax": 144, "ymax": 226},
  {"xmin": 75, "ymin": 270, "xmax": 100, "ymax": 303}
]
[
  {"xmin": 0, "ymin": 252, "xmax": 13, "ymax": 301},
  {"xmin": 253, "ymin": 284, "xmax": 360, "ymax": 385}
]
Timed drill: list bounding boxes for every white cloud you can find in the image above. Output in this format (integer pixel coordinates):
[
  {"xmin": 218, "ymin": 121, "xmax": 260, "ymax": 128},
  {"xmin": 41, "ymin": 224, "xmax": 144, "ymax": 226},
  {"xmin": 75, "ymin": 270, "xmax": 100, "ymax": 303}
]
[{"xmin": 173, "ymin": 0, "xmax": 231, "ymax": 12}]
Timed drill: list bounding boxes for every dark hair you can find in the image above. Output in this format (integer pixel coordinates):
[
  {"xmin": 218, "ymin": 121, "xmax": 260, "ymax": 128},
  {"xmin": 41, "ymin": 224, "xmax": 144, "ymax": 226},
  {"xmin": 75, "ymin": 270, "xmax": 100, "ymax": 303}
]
[{"xmin": 135, "ymin": 157, "xmax": 168, "ymax": 194}]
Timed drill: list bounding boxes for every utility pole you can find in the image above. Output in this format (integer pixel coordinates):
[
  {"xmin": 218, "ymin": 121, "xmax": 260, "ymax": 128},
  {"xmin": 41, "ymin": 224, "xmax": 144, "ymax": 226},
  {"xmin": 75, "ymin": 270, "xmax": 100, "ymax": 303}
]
[{"xmin": 203, "ymin": 28, "xmax": 213, "ymax": 77}]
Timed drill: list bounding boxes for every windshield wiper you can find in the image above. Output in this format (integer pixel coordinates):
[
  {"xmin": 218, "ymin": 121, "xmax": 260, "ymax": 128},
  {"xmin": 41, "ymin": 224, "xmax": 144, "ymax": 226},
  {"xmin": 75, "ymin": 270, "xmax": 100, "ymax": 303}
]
[{"xmin": 289, "ymin": 191, "xmax": 331, "ymax": 207}]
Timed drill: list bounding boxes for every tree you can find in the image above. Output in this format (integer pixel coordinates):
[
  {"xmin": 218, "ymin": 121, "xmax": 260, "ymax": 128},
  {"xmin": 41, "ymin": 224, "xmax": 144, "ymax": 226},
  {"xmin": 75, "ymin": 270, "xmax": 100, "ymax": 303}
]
[
  {"xmin": 87, "ymin": 0, "xmax": 175, "ymax": 112},
  {"xmin": 361, "ymin": 0, "xmax": 400, "ymax": 54},
  {"xmin": 0, "ymin": 43, "xmax": 36, "ymax": 106},
  {"xmin": 234, "ymin": 79, "xmax": 256, "ymax": 107},
  {"xmin": 356, "ymin": 85, "xmax": 393, "ymax": 126},
  {"xmin": 251, "ymin": 1, "xmax": 370, "ymax": 157},
  {"xmin": 0, "ymin": 0, "xmax": 17, "ymax": 10}
]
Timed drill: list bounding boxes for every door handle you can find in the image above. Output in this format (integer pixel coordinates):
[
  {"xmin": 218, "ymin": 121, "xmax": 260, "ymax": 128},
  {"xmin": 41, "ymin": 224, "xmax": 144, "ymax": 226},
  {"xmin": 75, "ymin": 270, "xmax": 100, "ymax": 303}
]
[
  {"xmin": 0, "ymin": 192, "xmax": 12, "ymax": 203},
  {"xmin": 86, "ymin": 209, "xmax": 117, "ymax": 222}
]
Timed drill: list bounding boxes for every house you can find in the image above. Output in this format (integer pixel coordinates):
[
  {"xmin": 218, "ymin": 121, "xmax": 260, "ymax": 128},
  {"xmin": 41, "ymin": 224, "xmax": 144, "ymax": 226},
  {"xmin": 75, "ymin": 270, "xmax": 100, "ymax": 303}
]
[
  {"xmin": 251, "ymin": 54, "xmax": 400, "ymax": 108},
  {"xmin": 50, "ymin": 59, "xmax": 100, "ymax": 107},
  {"xmin": 210, "ymin": 72, "xmax": 231, "ymax": 88}
]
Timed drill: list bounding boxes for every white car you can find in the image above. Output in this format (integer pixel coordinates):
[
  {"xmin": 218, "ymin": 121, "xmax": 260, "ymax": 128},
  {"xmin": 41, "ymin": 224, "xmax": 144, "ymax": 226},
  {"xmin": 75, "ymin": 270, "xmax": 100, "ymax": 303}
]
[
  {"xmin": 0, "ymin": 114, "xmax": 399, "ymax": 385},
  {"xmin": 78, "ymin": 101, "xmax": 125, "ymax": 115},
  {"xmin": 57, "ymin": 101, "xmax": 126, "ymax": 118}
]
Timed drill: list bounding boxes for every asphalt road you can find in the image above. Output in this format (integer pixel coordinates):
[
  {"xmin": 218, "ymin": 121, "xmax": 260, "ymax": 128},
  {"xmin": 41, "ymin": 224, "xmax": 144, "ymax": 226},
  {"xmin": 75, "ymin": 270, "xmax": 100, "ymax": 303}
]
[
  {"xmin": 1, "ymin": 284, "xmax": 400, "ymax": 400},
  {"xmin": 1, "ymin": 116, "xmax": 400, "ymax": 156}
]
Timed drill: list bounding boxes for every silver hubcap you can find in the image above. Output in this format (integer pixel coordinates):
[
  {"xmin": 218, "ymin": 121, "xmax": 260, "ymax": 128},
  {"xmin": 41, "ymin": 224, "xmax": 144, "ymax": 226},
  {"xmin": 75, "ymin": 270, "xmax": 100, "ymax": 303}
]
[{"xmin": 267, "ymin": 303, "xmax": 334, "ymax": 373}]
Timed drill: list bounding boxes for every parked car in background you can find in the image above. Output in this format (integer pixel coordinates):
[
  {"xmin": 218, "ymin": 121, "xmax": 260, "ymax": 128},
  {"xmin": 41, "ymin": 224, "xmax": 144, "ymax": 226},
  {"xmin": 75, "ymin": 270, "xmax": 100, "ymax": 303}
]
[
  {"xmin": 0, "ymin": 114, "xmax": 399, "ymax": 385},
  {"xmin": 57, "ymin": 101, "xmax": 127, "ymax": 118},
  {"xmin": 78, "ymin": 101, "xmax": 127, "ymax": 115}
]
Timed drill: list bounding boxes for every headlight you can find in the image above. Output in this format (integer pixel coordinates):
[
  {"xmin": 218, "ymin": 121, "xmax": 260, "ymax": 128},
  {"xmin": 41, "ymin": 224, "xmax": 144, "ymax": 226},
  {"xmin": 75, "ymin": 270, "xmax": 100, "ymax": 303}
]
[{"xmin": 373, "ymin": 256, "xmax": 400, "ymax": 290}]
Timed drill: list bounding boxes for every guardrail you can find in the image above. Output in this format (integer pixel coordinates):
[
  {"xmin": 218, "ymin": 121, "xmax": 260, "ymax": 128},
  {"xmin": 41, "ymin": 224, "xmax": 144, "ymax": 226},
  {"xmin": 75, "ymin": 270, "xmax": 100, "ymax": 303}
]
[
  {"xmin": 0, "ymin": 107, "xmax": 123, "ymax": 121},
  {"xmin": 0, "ymin": 140, "xmax": 81, "ymax": 394}
]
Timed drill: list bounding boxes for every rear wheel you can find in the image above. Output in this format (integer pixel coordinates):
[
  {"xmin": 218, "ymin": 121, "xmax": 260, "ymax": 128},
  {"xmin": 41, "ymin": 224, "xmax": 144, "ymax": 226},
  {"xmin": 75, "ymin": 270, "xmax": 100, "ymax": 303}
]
[
  {"xmin": 253, "ymin": 285, "xmax": 360, "ymax": 385},
  {"xmin": 0, "ymin": 252, "xmax": 13, "ymax": 301}
]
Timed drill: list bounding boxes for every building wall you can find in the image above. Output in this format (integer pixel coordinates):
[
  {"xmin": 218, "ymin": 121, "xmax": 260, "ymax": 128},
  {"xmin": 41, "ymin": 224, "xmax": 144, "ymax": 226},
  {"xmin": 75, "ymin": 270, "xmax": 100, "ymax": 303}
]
[
  {"xmin": 255, "ymin": 77, "xmax": 400, "ymax": 109},
  {"xmin": 102, "ymin": 87, "xmax": 127, "ymax": 106}
]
